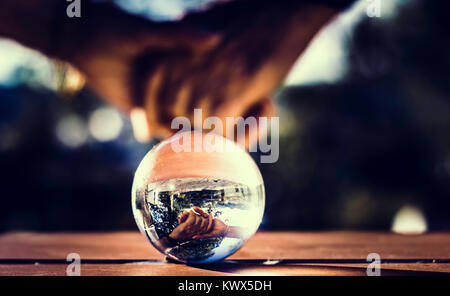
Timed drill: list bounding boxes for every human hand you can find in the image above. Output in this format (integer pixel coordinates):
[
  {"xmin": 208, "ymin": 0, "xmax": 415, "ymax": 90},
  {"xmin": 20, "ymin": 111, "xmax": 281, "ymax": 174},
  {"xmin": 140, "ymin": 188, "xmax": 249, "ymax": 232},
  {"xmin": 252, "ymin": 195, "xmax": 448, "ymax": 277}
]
[
  {"xmin": 192, "ymin": 218, "xmax": 228, "ymax": 240},
  {"xmin": 169, "ymin": 207, "xmax": 213, "ymax": 241},
  {"xmin": 55, "ymin": 1, "xmax": 337, "ymax": 144},
  {"xmin": 181, "ymin": 207, "xmax": 229, "ymax": 240}
]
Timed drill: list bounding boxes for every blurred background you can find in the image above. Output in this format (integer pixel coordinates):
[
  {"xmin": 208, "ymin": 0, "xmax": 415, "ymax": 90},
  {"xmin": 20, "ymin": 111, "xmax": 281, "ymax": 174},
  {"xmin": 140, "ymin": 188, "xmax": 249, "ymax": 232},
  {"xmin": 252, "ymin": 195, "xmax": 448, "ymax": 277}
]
[{"xmin": 0, "ymin": 0, "xmax": 449, "ymax": 233}]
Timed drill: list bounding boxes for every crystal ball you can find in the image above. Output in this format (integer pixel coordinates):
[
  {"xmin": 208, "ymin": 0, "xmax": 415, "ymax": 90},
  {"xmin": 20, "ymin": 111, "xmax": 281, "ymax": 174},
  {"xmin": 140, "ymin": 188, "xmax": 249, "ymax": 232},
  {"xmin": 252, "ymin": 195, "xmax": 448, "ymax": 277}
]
[{"xmin": 132, "ymin": 131, "xmax": 265, "ymax": 264}]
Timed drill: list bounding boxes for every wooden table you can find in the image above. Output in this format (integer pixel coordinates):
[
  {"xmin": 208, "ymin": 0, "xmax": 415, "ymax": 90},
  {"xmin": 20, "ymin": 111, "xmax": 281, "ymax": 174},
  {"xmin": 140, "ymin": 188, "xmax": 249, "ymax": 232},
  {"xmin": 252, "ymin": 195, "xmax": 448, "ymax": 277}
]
[{"xmin": 1, "ymin": 231, "xmax": 449, "ymax": 276}]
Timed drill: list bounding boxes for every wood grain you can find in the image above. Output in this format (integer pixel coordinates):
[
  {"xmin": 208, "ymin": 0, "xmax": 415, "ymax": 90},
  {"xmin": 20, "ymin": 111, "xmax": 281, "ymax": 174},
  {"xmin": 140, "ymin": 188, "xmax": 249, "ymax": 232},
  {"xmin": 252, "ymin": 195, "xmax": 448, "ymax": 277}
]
[{"xmin": 1, "ymin": 231, "xmax": 449, "ymax": 275}]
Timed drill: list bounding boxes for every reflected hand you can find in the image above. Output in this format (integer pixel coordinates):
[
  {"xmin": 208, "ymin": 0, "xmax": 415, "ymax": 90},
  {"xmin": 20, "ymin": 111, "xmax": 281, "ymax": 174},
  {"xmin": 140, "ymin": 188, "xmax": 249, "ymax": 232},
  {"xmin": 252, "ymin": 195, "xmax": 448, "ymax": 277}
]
[
  {"xmin": 181, "ymin": 207, "xmax": 229, "ymax": 240},
  {"xmin": 168, "ymin": 207, "xmax": 213, "ymax": 241},
  {"xmin": 192, "ymin": 218, "xmax": 228, "ymax": 240}
]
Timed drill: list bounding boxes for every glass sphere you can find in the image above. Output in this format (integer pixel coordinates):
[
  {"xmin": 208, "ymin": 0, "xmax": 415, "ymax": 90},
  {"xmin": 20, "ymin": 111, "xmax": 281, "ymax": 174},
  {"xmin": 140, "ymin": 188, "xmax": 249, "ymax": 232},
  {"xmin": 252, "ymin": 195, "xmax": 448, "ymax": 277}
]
[{"xmin": 132, "ymin": 131, "xmax": 265, "ymax": 264}]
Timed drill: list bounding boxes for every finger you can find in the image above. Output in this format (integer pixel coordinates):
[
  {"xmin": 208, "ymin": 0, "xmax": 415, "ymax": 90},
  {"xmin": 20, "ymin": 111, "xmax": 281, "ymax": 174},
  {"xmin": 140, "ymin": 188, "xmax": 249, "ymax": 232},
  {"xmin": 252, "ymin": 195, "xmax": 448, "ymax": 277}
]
[
  {"xmin": 142, "ymin": 64, "xmax": 174, "ymax": 139},
  {"xmin": 212, "ymin": 98, "xmax": 274, "ymax": 149},
  {"xmin": 172, "ymin": 83, "xmax": 192, "ymax": 118},
  {"xmin": 182, "ymin": 210, "xmax": 190, "ymax": 218},
  {"xmin": 206, "ymin": 213, "xmax": 214, "ymax": 233},
  {"xmin": 192, "ymin": 233, "xmax": 212, "ymax": 240},
  {"xmin": 199, "ymin": 215, "xmax": 210, "ymax": 233},
  {"xmin": 129, "ymin": 107, "xmax": 152, "ymax": 142},
  {"xmin": 178, "ymin": 211, "xmax": 189, "ymax": 224},
  {"xmin": 238, "ymin": 97, "xmax": 277, "ymax": 149},
  {"xmin": 193, "ymin": 214, "xmax": 203, "ymax": 228},
  {"xmin": 192, "ymin": 207, "xmax": 209, "ymax": 218},
  {"xmin": 191, "ymin": 207, "xmax": 203, "ymax": 217},
  {"xmin": 140, "ymin": 27, "xmax": 222, "ymax": 54},
  {"xmin": 185, "ymin": 211, "xmax": 196, "ymax": 225}
]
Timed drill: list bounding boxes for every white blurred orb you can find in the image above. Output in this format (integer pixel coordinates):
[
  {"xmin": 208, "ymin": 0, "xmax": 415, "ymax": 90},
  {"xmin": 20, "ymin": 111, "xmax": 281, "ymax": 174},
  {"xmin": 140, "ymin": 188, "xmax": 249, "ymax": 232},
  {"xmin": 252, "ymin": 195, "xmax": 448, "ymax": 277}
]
[
  {"xmin": 56, "ymin": 114, "xmax": 88, "ymax": 148},
  {"xmin": 88, "ymin": 107, "xmax": 123, "ymax": 142},
  {"xmin": 392, "ymin": 205, "xmax": 427, "ymax": 234}
]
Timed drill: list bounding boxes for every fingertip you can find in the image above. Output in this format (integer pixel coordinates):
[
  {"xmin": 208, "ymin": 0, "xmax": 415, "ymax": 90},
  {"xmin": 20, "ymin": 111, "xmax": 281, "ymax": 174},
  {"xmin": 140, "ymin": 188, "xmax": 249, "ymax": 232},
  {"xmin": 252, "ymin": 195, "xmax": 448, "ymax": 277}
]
[
  {"xmin": 186, "ymin": 211, "xmax": 196, "ymax": 223},
  {"xmin": 195, "ymin": 207, "xmax": 208, "ymax": 217},
  {"xmin": 179, "ymin": 211, "xmax": 189, "ymax": 223}
]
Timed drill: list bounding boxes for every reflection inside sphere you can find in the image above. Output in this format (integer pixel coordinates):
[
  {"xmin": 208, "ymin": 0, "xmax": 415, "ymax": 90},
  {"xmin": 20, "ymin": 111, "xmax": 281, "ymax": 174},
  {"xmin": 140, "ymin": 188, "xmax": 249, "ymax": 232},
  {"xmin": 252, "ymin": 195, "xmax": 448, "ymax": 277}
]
[
  {"xmin": 134, "ymin": 177, "xmax": 264, "ymax": 263},
  {"xmin": 132, "ymin": 132, "xmax": 265, "ymax": 263}
]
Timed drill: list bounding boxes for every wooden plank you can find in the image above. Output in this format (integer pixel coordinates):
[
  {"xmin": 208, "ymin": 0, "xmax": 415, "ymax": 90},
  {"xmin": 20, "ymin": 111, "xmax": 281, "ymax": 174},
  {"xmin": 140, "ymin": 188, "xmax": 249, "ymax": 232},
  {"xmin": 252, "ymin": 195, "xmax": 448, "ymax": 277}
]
[
  {"xmin": 0, "ymin": 232, "xmax": 161, "ymax": 260},
  {"xmin": 1, "ymin": 263, "xmax": 449, "ymax": 276},
  {"xmin": 0, "ymin": 263, "xmax": 229, "ymax": 276},
  {"xmin": 1, "ymin": 231, "xmax": 450, "ymax": 260},
  {"xmin": 1, "ymin": 231, "xmax": 450, "ymax": 275}
]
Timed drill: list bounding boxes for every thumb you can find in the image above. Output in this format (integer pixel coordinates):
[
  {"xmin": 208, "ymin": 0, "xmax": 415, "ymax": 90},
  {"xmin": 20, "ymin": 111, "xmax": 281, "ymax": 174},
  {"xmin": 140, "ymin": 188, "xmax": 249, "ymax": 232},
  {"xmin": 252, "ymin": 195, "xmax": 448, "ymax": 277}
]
[{"xmin": 192, "ymin": 234, "xmax": 209, "ymax": 239}]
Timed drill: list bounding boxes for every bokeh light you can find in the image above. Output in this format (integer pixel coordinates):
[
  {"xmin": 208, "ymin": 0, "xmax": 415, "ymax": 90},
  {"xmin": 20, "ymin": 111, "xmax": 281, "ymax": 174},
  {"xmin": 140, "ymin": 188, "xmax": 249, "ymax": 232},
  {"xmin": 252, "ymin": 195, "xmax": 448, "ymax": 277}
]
[
  {"xmin": 55, "ymin": 114, "xmax": 88, "ymax": 148},
  {"xmin": 88, "ymin": 107, "xmax": 124, "ymax": 142},
  {"xmin": 392, "ymin": 205, "xmax": 427, "ymax": 234}
]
